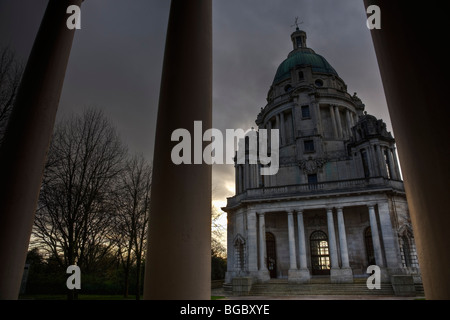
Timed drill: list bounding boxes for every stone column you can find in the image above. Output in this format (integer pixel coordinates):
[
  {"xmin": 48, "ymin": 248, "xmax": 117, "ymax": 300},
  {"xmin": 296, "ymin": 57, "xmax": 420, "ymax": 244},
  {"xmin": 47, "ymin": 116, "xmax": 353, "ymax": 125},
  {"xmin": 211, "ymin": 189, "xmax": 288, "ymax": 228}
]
[
  {"xmin": 368, "ymin": 205, "xmax": 385, "ymax": 267},
  {"xmin": 244, "ymin": 163, "xmax": 249, "ymax": 190},
  {"xmin": 336, "ymin": 208, "xmax": 350, "ymax": 268},
  {"xmin": 365, "ymin": 0, "xmax": 450, "ymax": 298},
  {"xmin": 336, "ymin": 207, "xmax": 353, "ymax": 282},
  {"xmin": 366, "ymin": 143, "xmax": 377, "ymax": 177},
  {"xmin": 376, "ymin": 144, "xmax": 387, "ymax": 178},
  {"xmin": 246, "ymin": 210, "xmax": 258, "ymax": 275},
  {"xmin": 287, "ymin": 211, "xmax": 297, "ymax": 270},
  {"xmin": 276, "ymin": 114, "xmax": 280, "ymax": 131},
  {"xmin": 329, "ymin": 105, "xmax": 338, "ymax": 138},
  {"xmin": 296, "ymin": 210, "xmax": 311, "ymax": 282},
  {"xmin": 291, "ymin": 105, "xmax": 297, "ymax": 139},
  {"xmin": 315, "ymin": 103, "xmax": 323, "ymax": 136},
  {"xmin": 369, "ymin": 144, "xmax": 380, "ymax": 177},
  {"xmin": 350, "ymin": 112, "xmax": 356, "ymax": 127},
  {"xmin": 334, "ymin": 106, "xmax": 343, "ymax": 138},
  {"xmin": 0, "ymin": 0, "xmax": 82, "ymax": 300},
  {"xmin": 377, "ymin": 201, "xmax": 402, "ymax": 270},
  {"xmin": 239, "ymin": 165, "xmax": 244, "ymax": 193},
  {"xmin": 144, "ymin": 0, "xmax": 212, "ymax": 300},
  {"xmin": 257, "ymin": 212, "xmax": 270, "ymax": 281},
  {"xmin": 280, "ymin": 112, "xmax": 286, "ymax": 146},
  {"xmin": 392, "ymin": 147, "xmax": 402, "ymax": 180},
  {"xmin": 296, "ymin": 211, "xmax": 307, "ymax": 269},
  {"xmin": 235, "ymin": 164, "xmax": 239, "ymax": 194},
  {"xmin": 345, "ymin": 109, "xmax": 352, "ymax": 137},
  {"xmin": 326, "ymin": 208, "xmax": 339, "ymax": 269},
  {"xmin": 267, "ymin": 118, "xmax": 272, "ymax": 150},
  {"xmin": 387, "ymin": 148, "xmax": 398, "ymax": 180}
]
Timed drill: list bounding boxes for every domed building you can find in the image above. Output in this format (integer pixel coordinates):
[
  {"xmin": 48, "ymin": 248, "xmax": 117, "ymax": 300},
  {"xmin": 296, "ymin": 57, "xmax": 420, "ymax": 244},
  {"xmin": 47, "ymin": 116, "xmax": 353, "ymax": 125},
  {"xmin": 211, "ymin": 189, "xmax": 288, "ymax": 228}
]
[{"xmin": 223, "ymin": 28, "xmax": 421, "ymax": 291}]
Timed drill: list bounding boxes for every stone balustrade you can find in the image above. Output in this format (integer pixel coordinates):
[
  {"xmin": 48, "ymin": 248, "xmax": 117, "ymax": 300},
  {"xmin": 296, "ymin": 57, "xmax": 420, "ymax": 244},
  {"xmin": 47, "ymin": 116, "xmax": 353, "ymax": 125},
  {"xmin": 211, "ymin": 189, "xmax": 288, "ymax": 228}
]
[{"xmin": 227, "ymin": 177, "xmax": 405, "ymax": 208}]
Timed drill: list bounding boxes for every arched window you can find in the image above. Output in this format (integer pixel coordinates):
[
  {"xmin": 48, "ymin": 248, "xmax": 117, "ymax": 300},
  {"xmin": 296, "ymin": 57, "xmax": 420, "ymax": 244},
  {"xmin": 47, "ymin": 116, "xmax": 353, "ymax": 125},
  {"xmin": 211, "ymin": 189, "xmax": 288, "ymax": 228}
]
[
  {"xmin": 310, "ymin": 230, "xmax": 330, "ymax": 275},
  {"xmin": 364, "ymin": 227, "xmax": 376, "ymax": 265},
  {"xmin": 402, "ymin": 235, "xmax": 412, "ymax": 267},
  {"xmin": 298, "ymin": 71, "xmax": 304, "ymax": 81},
  {"xmin": 399, "ymin": 227, "xmax": 419, "ymax": 268}
]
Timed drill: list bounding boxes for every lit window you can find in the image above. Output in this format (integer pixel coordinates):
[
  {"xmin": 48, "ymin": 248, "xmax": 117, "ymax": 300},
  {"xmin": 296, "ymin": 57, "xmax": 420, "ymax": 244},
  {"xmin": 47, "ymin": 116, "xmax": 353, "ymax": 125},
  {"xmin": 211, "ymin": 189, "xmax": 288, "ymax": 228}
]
[{"xmin": 310, "ymin": 231, "xmax": 330, "ymax": 275}]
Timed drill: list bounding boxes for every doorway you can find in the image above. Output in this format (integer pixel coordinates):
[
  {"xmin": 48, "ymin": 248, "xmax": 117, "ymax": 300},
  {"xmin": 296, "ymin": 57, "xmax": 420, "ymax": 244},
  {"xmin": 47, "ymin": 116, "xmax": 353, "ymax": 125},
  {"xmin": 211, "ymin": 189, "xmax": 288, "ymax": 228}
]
[
  {"xmin": 310, "ymin": 230, "xmax": 331, "ymax": 275},
  {"xmin": 265, "ymin": 232, "xmax": 277, "ymax": 278}
]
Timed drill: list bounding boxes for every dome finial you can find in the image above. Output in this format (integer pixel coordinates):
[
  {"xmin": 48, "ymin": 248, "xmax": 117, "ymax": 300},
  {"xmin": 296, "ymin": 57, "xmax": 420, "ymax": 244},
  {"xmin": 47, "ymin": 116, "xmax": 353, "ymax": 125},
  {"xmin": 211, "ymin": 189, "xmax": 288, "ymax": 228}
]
[
  {"xmin": 291, "ymin": 17, "xmax": 303, "ymax": 31},
  {"xmin": 291, "ymin": 18, "xmax": 307, "ymax": 49}
]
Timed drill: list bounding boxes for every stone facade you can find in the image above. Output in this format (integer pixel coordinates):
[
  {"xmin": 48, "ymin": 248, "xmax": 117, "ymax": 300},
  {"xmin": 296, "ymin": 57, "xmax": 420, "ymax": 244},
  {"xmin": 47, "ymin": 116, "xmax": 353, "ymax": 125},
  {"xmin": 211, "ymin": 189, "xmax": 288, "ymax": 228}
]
[{"xmin": 223, "ymin": 29, "xmax": 421, "ymax": 287}]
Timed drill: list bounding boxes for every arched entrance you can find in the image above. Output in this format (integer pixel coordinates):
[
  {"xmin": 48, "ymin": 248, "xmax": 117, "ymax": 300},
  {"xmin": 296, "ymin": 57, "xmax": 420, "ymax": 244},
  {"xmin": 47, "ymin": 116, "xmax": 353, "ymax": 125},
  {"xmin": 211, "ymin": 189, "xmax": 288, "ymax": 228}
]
[
  {"xmin": 310, "ymin": 230, "xmax": 331, "ymax": 275},
  {"xmin": 265, "ymin": 232, "xmax": 277, "ymax": 278}
]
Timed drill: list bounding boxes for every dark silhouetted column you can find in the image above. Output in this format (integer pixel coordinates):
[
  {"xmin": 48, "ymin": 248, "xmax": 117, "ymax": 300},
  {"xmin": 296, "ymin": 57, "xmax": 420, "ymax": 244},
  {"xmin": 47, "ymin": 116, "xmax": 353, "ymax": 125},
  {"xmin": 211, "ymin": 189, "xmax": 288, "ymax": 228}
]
[
  {"xmin": 364, "ymin": 0, "xmax": 450, "ymax": 299},
  {"xmin": 0, "ymin": 0, "xmax": 82, "ymax": 299},
  {"xmin": 143, "ymin": 0, "xmax": 212, "ymax": 300}
]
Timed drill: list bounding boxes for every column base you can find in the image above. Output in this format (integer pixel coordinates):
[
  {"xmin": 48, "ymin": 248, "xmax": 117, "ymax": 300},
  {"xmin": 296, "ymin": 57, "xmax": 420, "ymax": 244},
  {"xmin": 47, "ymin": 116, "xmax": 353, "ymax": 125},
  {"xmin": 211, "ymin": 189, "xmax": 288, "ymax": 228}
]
[
  {"xmin": 231, "ymin": 277, "xmax": 253, "ymax": 296},
  {"xmin": 288, "ymin": 268, "xmax": 311, "ymax": 283},
  {"xmin": 330, "ymin": 267, "xmax": 353, "ymax": 283},
  {"xmin": 257, "ymin": 269, "xmax": 271, "ymax": 282},
  {"xmin": 225, "ymin": 271, "xmax": 233, "ymax": 284}
]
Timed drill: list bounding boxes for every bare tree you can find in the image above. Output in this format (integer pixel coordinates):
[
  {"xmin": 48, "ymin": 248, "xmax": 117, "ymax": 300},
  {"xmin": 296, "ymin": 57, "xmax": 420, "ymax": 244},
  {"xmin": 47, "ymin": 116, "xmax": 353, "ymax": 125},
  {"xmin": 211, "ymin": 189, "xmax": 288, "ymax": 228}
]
[
  {"xmin": 113, "ymin": 154, "xmax": 151, "ymax": 299},
  {"xmin": 32, "ymin": 108, "xmax": 127, "ymax": 298},
  {"xmin": 211, "ymin": 205, "xmax": 226, "ymax": 258},
  {"xmin": 0, "ymin": 46, "xmax": 23, "ymax": 143}
]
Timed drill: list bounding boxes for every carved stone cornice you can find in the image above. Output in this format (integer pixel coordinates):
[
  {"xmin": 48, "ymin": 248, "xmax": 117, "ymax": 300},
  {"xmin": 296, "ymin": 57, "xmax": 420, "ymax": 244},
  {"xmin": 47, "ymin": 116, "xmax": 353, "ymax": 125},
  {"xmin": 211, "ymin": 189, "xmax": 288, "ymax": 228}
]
[{"xmin": 298, "ymin": 157, "xmax": 328, "ymax": 174}]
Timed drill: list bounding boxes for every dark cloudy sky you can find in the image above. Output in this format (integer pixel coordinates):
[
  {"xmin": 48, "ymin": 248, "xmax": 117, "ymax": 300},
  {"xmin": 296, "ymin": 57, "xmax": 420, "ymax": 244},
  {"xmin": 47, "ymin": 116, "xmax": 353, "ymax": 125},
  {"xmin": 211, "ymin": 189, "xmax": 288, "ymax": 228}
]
[{"xmin": 0, "ymin": 0, "xmax": 389, "ymax": 213}]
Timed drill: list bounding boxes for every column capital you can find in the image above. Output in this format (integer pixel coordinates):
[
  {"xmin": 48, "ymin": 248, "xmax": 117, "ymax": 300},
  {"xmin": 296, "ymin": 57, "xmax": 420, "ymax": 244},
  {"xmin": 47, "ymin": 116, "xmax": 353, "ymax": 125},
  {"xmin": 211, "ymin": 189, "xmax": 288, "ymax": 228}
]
[
  {"xmin": 256, "ymin": 211, "xmax": 265, "ymax": 216},
  {"xmin": 367, "ymin": 202, "xmax": 377, "ymax": 209}
]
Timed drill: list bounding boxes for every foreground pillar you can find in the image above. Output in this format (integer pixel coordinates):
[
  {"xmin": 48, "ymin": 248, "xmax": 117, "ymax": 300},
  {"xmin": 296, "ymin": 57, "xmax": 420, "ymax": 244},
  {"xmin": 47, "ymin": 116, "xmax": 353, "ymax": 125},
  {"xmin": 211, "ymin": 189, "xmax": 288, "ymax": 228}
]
[
  {"xmin": 364, "ymin": 0, "xmax": 450, "ymax": 299},
  {"xmin": 143, "ymin": 0, "xmax": 212, "ymax": 299},
  {"xmin": 0, "ymin": 0, "xmax": 82, "ymax": 300}
]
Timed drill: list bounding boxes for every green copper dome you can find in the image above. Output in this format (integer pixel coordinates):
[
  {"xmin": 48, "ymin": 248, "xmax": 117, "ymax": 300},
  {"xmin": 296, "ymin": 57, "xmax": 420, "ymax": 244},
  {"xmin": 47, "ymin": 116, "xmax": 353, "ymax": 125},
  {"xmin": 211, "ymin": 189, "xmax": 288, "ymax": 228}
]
[{"xmin": 273, "ymin": 49, "xmax": 338, "ymax": 84}]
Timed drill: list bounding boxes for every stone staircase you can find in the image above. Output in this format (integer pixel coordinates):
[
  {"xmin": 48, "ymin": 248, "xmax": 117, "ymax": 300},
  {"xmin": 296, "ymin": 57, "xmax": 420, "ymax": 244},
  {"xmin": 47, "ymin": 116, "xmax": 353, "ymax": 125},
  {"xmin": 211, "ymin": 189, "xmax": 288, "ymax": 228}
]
[
  {"xmin": 223, "ymin": 277, "xmax": 425, "ymax": 297},
  {"xmin": 248, "ymin": 278, "xmax": 396, "ymax": 296}
]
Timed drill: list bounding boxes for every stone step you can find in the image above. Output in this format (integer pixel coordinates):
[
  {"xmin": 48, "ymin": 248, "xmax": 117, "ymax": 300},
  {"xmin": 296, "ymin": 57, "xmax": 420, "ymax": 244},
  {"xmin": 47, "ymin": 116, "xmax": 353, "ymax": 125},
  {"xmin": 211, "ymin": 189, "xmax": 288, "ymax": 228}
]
[{"xmin": 249, "ymin": 282, "xmax": 396, "ymax": 296}]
